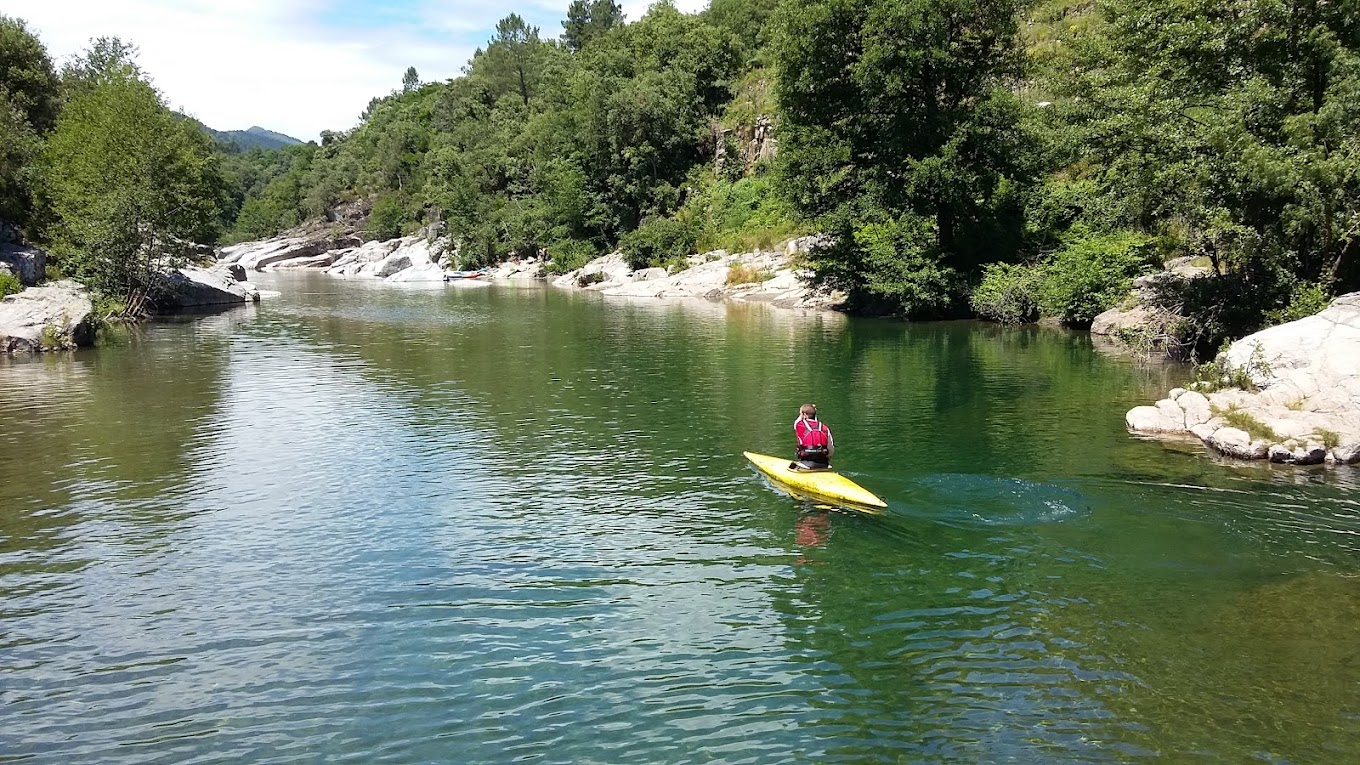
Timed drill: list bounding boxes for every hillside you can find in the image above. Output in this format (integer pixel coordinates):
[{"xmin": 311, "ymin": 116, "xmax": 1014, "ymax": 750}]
[{"xmin": 206, "ymin": 125, "xmax": 303, "ymax": 152}]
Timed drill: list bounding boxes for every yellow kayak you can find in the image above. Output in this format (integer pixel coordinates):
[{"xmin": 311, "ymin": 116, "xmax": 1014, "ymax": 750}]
[{"xmin": 744, "ymin": 452, "xmax": 887, "ymax": 513}]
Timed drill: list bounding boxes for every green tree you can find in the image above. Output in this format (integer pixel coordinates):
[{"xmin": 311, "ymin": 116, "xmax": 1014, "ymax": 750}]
[
  {"xmin": 562, "ymin": 0, "xmax": 624, "ymax": 52},
  {"xmin": 43, "ymin": 49, "xmax": 225, "ymax": 314},
  {"xmin": 0, "ymin": 15, "xmax": 60, "ymax": 229},
  {"xmin": 402, "ymin": 66, "xmax": 419, "ymax": 92},
  {"xmin": 775, "ymin": 0, "xmax": 1031, "ymax": 314}
]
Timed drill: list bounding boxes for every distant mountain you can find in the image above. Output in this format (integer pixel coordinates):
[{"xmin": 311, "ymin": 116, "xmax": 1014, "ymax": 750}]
[{"xmin": 204, "ymin": 125, "xmax": 304, "ymax": 152}]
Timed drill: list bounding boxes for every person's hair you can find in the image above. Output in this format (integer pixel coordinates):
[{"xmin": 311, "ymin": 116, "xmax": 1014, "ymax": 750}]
[{"xmin": 799, "ymin": 403, "xmax": 817, "ymax": 419}]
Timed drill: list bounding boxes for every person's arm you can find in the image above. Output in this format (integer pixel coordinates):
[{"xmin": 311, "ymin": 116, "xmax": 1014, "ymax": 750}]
[{"xmin": 827, "ymin": 426, "xmax": 835, "ymax": 458}]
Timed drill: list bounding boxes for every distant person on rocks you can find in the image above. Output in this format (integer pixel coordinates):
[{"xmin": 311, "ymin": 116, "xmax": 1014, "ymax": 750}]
[{"xmin": 793, "ymin": 403, "xmax": 834, "ymax": 470}]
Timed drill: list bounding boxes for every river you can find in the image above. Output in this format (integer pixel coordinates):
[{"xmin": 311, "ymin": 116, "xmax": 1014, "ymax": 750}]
[{"xmin": 3, "ymin": 274, "xmax": 1358, "ymax": 763}]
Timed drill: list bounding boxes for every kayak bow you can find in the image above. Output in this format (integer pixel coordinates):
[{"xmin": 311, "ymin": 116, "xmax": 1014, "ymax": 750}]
[{"xmin": 744, "ymin": 451, "xmax": 887, "ymax": 512}]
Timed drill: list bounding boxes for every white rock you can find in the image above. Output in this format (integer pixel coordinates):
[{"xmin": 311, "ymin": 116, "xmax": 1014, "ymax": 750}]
[
  {"xmin": 1178, "ymin": 391, "xmax": 1213, "ymax": 427},
  {"xmin": 0, "ymin": 281, "xmax": 95, "ymax": 352}
]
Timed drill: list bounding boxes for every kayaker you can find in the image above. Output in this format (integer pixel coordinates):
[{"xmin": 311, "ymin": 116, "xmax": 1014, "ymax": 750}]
[{"xmin": 793, "ymin": 403, "xmax": 834, "ymax": 470}]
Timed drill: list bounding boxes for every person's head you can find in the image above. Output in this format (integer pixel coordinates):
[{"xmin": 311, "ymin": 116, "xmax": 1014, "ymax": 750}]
[{"xmin": 799, "ymin": 403, "xmax": 817, "ymax": 420}]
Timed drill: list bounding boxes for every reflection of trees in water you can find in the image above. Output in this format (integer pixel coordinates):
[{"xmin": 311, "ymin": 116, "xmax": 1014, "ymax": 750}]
[{"xmin": 0, "ymin": 317, "xmax": 234, "ymax": 575}]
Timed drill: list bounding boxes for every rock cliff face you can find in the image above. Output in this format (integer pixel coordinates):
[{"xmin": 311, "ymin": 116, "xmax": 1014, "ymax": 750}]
[
  {"xmin": 0, "ymin": 281, "xmax": 95, "ymax": 353},
  {"xmin": 1126, "ymin": 292, "xmax": 1360, "ymax": 464}
]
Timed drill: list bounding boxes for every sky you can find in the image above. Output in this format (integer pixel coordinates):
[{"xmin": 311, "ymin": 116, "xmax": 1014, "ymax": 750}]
[{"xmin": 8, "ymin": 0, "xmax": 708, "ymax": 142}]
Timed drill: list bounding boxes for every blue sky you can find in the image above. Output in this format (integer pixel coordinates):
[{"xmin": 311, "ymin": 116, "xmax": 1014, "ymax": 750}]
[{"xmin": 8, "ymin": 0, "xmax": 707, "ymax": 141}]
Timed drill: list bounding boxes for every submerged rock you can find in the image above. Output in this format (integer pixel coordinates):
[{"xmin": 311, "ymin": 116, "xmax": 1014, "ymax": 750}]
[{"xmin": 0, "ymin": 281, "xmax": 95, "ymax": 353}]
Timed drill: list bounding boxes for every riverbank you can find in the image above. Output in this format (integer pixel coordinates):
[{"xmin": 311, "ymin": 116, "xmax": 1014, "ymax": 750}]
[
  {"xmin": 217, "ymin": 228, "xmax": 841, "ymax": 310},
  {"xmin": 1127, "ymin": 292, "xmax": 1360, "ymax": 465}
]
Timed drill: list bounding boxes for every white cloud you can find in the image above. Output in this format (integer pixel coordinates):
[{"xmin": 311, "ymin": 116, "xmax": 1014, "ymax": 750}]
[{"xmin": 5, "ymin": 0, "xmax": 710, "ymax": 142}]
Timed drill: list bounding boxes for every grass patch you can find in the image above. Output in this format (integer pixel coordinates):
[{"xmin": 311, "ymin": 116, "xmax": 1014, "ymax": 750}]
[
  {"xmin": 1316, "ymin": 428, "xmax": 1342, "ymax": 449},
  {"xmin": 1218, "ymin": 407, "xmax": 1281, "ymax": 442},
  {"xmin": 726, "ymin": 264, "xmax": 774, "ymax": 285}
]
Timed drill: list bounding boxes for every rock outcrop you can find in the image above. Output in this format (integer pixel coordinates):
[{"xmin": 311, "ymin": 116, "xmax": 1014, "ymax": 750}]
[
  {"xmin": 156, "ymin": 265, "xmax": 262, "ymax": 310},
  {"xmin": 0, "ymin": 243, "xmax": 47, "ymax": 287},
  {"xmin": 549, "ymin": 236, "xmax": 837, "ymax": 310},
  {"xmin": 1091, "ymin": 257, "xmax": 1212, "ymax": 346},
  {"xmin": 1127, "ymin": 292, "xmax": 1360, "ymax": 464},
  {"xmin": 219, "ymin": 232, "xmax": 362, "ymax": 271},
  {"xmin": 0, "ymin": 281, "xmax": 96, "ymax": 353},
  {"xmin": 216, "ymin": 228, "xmax": 836, "ymax": 311}
]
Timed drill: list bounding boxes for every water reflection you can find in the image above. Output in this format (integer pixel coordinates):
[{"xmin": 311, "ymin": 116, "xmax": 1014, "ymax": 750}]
[{"xmin": 2, "ymin": 274, "xmax": 1358, "ymax": 763}]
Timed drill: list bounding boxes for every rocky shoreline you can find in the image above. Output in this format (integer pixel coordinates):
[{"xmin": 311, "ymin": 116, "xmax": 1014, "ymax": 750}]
[
  {"xmin": 1126, "ymin": 293, "xmax": 1360, "ymax": 465},
  {"xmin": 216, "ymin": 228, "xmax": 840, "ymax": 310}
]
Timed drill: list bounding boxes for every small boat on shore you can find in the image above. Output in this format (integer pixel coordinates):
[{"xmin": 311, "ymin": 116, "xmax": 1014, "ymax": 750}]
[{"xmin": 443, "ymin": 269, "xmax": 487, "ymax": 281}]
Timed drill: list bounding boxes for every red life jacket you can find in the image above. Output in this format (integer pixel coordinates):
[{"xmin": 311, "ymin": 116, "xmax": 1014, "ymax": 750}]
[{"xmin": 798, "ymin": 419, "xmax": 830, "ymax": 449}]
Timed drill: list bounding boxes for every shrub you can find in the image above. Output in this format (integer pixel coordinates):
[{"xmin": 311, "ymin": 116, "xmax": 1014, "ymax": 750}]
[
  {"xmin": 0, "ymin": 271, "xmax": 22, "ymax": 299},
  {"xmin": 726, "ymin": 264, "xmax": 773, "ymax": 285},
  {"xmin": 619, "ymin": 216, "xmax": 697, "ymax": 270},
  {"xmin": 367, "ymin": 193, "xmax": 406, "ymax": 240},
  {"xmin": 972, "ymin": 262, "xmax": 1045, "ymax": 323},
  {"xmin": 810, "ymin": 214, "xmax": 959, "ymax": 317},
  {"xmin": 1265, "ymin": 281, "xmax": 1331, "ymax": 326},
  {"xmin": 1039, "ymin": 230, "xmax": 1158, "ymax": 327},
  {"xmin": 545, "ymin": 239, "xmax": 598, "ymax": 275},
  {"xmin": 577, "ymin": 271, "xmax": 605, "ymax": 287},
  {"xmin": 1219, "ymin": 407, "xmax": 1280, "ymax": 442},
  {"xmin": 1316, "ymin": 428, "xmax": 1342, "ymax": 449}
]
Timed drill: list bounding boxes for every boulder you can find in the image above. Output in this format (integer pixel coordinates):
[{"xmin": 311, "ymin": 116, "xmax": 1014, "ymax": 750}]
[
  {"xmin": 0, "ymin": 243, "xmax": 47, "ymax": 287},
  {"xmin": 226, "ymin": 263, "xmax": 248, "ymax": 282},
  {"xmin": 386, "ymin": 262, "xmax": 445, "ymax": 282},
  {"xmin": 156, "ymin": 266, "xmax": 260, "ymax": 310},
  {"xmin": 1126, "ymin": 403, "xmax": 1184, "ymax": 434},
  {"xmin": 0, "ymin": 281, "xmax": 95, "ymax": 352},
  {"xmin": 1206, "ymin": 427, "xmax": 1270, "ymax": 460}
]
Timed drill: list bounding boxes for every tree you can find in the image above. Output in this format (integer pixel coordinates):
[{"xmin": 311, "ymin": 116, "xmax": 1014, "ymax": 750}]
[
  {"xmin": 562, "ymin": 0, "xmax": 624, "ymax": 52},
  {"xmin": 0, "ymin": 15, "xmax": 60, "ymax": 229},
  {"xmin": 482, "ymin": 14, "xmax": 545, "ymax": 107},
  {"xmin": 43, "ymin": 52, "xmax": 225, "ymax": 314},
  {"xmin": 402, "ymin": 66, "xmax": 419, "ymax": 92},
  {"xmin": 775, "ymin": 0, "xmax": 1030, "ymax": 314},
  {"xmin": 0, "ymin": 15, "xmax": 59, "ymax": 132}
]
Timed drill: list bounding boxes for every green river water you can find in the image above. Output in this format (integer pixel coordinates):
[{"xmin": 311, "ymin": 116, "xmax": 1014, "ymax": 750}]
[{"xmin": 2, "ymin": 273, "xmax": 1358, "ymax": 763}]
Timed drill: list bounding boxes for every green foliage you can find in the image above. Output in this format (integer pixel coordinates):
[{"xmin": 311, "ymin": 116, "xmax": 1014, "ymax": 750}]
[
  {"xmin": 368, "ymin": 193, "xmax": 407, "ymax": 240},
  {"xmin": 0, "ymin": 15, "xmax": 60, "ymax": 230},
  {"xmin": 1039, "ymin": 230, "xmax": 1156, "ymax": 327},
  {"xmin": 1317, "ymin": 428, "xmax": 1342, "ymax": 450},
  {"xmin": 562, "ymin": 0, "xmax": 623, "ymax": 52},
  {"xmin": 775, "ymin": 0, "xmax": 1033, "ymax": 314},
  {"xmin": 544, "ymin": 238, "xmax": 598, "ymax": 274},
  {"xmin": 42, "ymin": 43, "xmax": 226, "ymax": 315},
  {"xmin": 688, "ymin": 172, "xmax": 802, "ymax": 253},
  {"xmin": 972, "ymin": 262, "xmax": 1045, "ymax": 324},
  {"xmin": 810, "ymin": 215, "xmax": 959, "ymax": 317},
  {"xmin": 0, "ymin": 269, "xmax": 21, "ymax": 297},
  {"xmin": 1218, "ymin": 407, "xmax": 1280, "ymax": 443},
  {"xmin": 619, "ymin": 216, "xmax": 697, "ymax": 270},
  {"xmin": 1266, "ymin": 281, "xmax": 1332, "ymax": 326}
]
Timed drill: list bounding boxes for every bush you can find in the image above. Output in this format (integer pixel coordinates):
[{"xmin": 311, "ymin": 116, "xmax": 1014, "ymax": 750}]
[
  {"xmin": 972, "ymin": 262, "xmax": 1045, "ymax": 323},
  {"xmin": 619, "ymin": 216, "xmax": 697, "ymax": 270},
  {"xmin": 1039, "ymin": 230, "xmax": 1158, "ymax": 326},
  {"xmin": 0, "ymin": 271, "xmax": 22, "ymax": 299},
  {"xmin": 367, "ymin": 193, "xmax": 407, "ymax": 240},
  {"xmin": 1265, "ymin": 281, "xmax": 1331, "ymax": 326},
  {"xmin": 726, "ymin": 264, "xmax": 773, "ymax": 285},
  {"xmin": 544, "ymin": 239, "xmax": 599, "ymax": 275}
]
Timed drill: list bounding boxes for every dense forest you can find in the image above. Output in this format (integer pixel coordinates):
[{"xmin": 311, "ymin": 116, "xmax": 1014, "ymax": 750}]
[{"xmin": 3, "ymin": 0, "xmax": 1360, "ymax": 356}]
